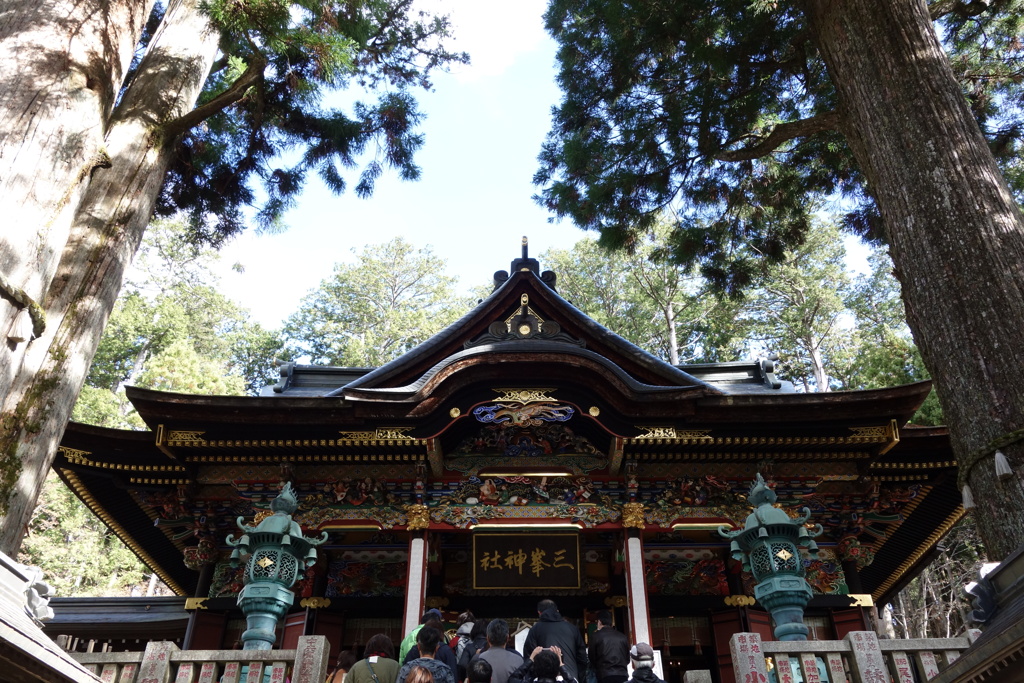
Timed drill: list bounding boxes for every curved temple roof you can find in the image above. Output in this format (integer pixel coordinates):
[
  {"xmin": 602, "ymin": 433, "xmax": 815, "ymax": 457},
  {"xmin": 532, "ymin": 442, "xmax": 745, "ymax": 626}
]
[{"xmin": 55, "ymin": 243, "xmax": 960, "ymax": 604}]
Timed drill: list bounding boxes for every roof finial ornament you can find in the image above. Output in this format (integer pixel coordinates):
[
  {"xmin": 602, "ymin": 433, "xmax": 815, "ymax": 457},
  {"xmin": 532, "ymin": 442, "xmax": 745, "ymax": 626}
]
[{"xmin": 492, "ymin": 237, "xmax": 558, "ymax": 291}]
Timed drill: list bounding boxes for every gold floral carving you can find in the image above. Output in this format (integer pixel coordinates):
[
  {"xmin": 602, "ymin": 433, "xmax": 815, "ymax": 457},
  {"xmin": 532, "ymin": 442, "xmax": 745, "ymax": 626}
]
[
  {"xmin": 621, "ymin": 502, "xmax": 646, "ymax": 529},
  {"xmin": 492, "ymin": 388, "xmax": 557, "ymax": 404},
  {"xmin": 405, "ymin": 504, "xmax": 431, "ymax": 531},
  {"xmin": 604, "ymin": 596, "xmax": 628, "ymax": 608},
  {"xmin": 252, "ymin": 509, "xmax": 273, "ymax": 525},
  {"xmin": 633, "ymin": 427, "xmax": 714, "ymax": 440},
  {"xmin": 338, "ymin": 428, "xmax": 414, "ymax": 440},
  {"xmin": 58, "ymin": 447, "xmax": 91, "ymax": 463},
  {"xmin": 723, "ymin": 595, "xmax": 756, "ymax": 607},
  {"xmin": 167, "ymin": 431, "xmax": 207, "ymax": 442},
  {"xmin": 300, "ymin": 597, "xmax": 332, "ymax": 609},
  {"xmin": 848, "ymin": 426, "xmax": 889, "ymax": 439}
]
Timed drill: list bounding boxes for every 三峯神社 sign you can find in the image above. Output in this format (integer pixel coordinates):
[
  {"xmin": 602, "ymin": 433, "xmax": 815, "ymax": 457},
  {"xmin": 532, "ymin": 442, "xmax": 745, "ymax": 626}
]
[{"xmin": 472, "ymin": 533, "xmax": 580, "ymax": 589}]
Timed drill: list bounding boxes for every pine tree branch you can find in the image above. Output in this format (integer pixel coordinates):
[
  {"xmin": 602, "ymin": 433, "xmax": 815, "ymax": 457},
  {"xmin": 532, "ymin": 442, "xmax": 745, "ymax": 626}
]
[
  {"xmin": 161, "ymin": 55, "xmax": 266, "ymax": 140},
  {"xmin": 713, "ymin": 111, "xmax": 841, "ymax": 162}
]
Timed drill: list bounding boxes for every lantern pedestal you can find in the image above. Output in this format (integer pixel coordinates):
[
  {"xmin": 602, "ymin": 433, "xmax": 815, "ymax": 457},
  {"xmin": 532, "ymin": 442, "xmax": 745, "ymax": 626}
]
[
  {"xmin": 238, "ymin": 582, "xmax": 295, "ymax": 650},
  {"xmin": 755, "ymin": 576, "xmax": 814, "ymax": 641}
]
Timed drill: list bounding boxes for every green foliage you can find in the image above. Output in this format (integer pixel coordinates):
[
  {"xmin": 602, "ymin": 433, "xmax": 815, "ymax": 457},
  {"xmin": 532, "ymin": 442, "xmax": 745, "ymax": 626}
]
[
  {"xmin": 18, "ymin": 474, "xmax": 158, "ymax": 597},
  {"xmin": 136, "ymin": 339, "xmax": 247, "ymax": 394},
  {"xmin": 157, "ymin": 0, "xmax": 469, "ymax": 244},
  {"xmin": 548, "ymin": 223, "xmax": 944, "ymax": 425},
  {"xmin": 535, "ymin": 0, "xmax": 1024, "ymax": 286},
  {"xmin": 743, "ymin": 221, "xmax": 852, "ymax": 392},
  {"xmin": 838, "ymin": 249, "xmax": 943, "ymax": 424},
  {"xmin": 284, "ymin": 238, "xmax": 465, "ymax": 366},
  {"xmin": 542, "ymin": 226, "xmax": 749, "ymax": 364},
  {"xmin": 77, "ymin": 219, "xmax": 287, "ymax": 428}
]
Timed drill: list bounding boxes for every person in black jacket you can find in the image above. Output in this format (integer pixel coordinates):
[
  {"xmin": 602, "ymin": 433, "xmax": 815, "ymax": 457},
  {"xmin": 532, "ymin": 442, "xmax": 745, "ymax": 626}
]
[
  {"xmin": 509, "ymin": 647, "xmax": 577, "ymax": 683},
  {"xmin": 523, "ymin": 600, "xmax": 588, "ymax": 683},
  {"xmin": 587, "ymin": 611, "xmax": 629, "ymax": 683}
]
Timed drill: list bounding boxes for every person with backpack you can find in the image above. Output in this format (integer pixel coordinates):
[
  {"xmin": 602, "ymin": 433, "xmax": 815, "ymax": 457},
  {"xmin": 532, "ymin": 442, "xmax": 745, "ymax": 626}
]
[{"xmin": 450, "ymin": 611, "xmax": 476, "ymax": 660}]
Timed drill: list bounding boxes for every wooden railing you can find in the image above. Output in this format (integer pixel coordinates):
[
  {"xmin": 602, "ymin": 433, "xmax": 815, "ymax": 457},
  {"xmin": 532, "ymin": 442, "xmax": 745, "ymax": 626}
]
[
  {"xmin": 72, "ymin": 636, "xmax": 328, "ymax": 683},
  {"xmin": 728, "ymin": 630, "xmax": 980, "ymax": 682}
]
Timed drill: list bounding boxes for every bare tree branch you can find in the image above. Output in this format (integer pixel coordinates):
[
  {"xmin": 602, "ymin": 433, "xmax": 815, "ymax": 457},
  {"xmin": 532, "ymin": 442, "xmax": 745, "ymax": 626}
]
[{"xmin": 161, "ymin": 54, "xmax": 266, "ymax": 140}]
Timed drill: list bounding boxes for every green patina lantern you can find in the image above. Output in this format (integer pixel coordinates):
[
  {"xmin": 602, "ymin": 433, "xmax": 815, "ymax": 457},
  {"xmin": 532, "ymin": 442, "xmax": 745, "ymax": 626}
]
[
  {"xmin": 226, "ymin": 482, "xmax": 327, "ymax": 650},
  {"xmin": 719, "ymin": 474, "xmax": 823, "ymax": 641}
]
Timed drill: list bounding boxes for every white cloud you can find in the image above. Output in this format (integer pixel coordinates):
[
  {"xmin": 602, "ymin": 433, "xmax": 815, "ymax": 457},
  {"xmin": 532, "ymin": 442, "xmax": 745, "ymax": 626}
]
[{"xmin": 427, "ymin": 0, "xmax": 549, "ymax": 82}]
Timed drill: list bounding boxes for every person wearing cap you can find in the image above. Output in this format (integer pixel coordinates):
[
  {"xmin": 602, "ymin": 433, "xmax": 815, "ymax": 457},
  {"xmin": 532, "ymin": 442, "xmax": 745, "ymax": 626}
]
[
  {"xmin": 625, "ymin": 644, "xmax": 662, "ymax": 683},
  {"xmin": 587, "ymin": 612, "xmax": 629, "ymax": 683},
  {"xmin": 400, "ymin": 609, "xmax": 445, "ymax": 663}
]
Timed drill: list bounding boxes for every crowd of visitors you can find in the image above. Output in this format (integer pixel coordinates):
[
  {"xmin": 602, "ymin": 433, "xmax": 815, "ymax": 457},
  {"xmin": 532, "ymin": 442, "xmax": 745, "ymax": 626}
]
[{"xmin": 326, "ymin": 600, "xmax": 662, "ymax": 683}]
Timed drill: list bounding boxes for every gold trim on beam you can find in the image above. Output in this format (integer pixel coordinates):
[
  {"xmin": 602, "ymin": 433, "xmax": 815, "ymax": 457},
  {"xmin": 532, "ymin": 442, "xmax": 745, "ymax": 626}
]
[
  {"xmin": 184, "ymin": 453, "xmax": 428, "ymax": 464},
  {"xmin": 61, "ymin": 469, "xmax": 187, "ymax": 596},
  {"xmin": 631, "ymin": 451, "xmax": 874, "ymax": 461},
  {"xmin": 870, "ymin": 460, "xmax": 957, "ymax": 470},
  {"xmin": 492, "ymin": 388, "xmax": 557, "ymax": 403},
  {"xmin": 428, "ymin": 438, "xmax": 443, "ymax": 477},
  {"xmin": 478, "ymin": 469, "xmax": 572, "ymax": 478},
  {"xmin": 155, "ymin": 424, "xmax": 176, "ymax": 460},
  {"xmin": 58, "ymin": 446, "xmax": 187, "ymax": 473},
  {"xmin": 608, "ymin": 437, "xmax": 624, "ymax": 476},
  {"xmin": 627, "ymin": 425, "xmax": 898, "ymax": 448},
  {"xmin": 871, "ymin": 506, "xmax": 966, "ymax": 601},
  {"xmin": 338, "ymin": 428, "xmax": 415, "ymax": 441},
  {"xmin": 184, "ymin": 598, "xmax": 209, "ymax": 610}
]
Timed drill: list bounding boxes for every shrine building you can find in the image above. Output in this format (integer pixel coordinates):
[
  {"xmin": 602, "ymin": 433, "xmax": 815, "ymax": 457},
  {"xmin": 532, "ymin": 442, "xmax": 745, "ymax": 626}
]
[{"xmin": 47, "ymin": 245, "xmax": 963, "ymax": 683}]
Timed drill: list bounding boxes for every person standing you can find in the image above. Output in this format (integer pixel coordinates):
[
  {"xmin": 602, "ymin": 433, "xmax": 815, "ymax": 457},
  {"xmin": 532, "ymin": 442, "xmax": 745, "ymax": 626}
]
[
  {"xmin": 624, "ymin": 644, "xmax": 662, "ymax": 683},
  {"xmin": 397, "ymin": 628, "xmax": 456, "ymax": 683},
  {"xmin": 400, "ymin": 610, "xmax": 445, "ymax": 663},
  {"xmin": 523, "ymin": 600, "xmax": 588, "ymax": 683},
  {"xmin": 586, "ymin": 612, "xmax": 629, "ymax": 683},
  {"xmin": 473, "ymin": 619, "xmax": 523, "ymax": 683},
  {"xmin": 347, "ymin": 635, "xmax": 401, "ymax": 683},
  {"xmin": 509, "ymin": 647, "xmax": 577, "ymax": 683},
  {"xmin": 467, "ymin": 659, "xmax": 493, "ymax": 683},
  {"xmin": 404, "ymin": 619, "xmax": 459, "ymax": 680}
]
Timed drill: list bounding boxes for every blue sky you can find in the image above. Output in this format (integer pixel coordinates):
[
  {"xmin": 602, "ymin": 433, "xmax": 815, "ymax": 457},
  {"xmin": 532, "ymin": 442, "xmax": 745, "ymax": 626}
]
[
  {"xmin": 210, "ymin": 0, "xmax": 871, "ymax": 330},
  {"xmin": 214, "ymin": 1, "xmax": 590, "ymax": 328}
]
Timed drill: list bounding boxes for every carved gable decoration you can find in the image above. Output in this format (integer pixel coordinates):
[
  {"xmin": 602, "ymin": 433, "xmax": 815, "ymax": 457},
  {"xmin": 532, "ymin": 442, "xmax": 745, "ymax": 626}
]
[
  {"xmin": 466, "ymin": 294, "xmax": 584, "ymax": 348},
  {"xmin": 453, "ymin": 421, "xmax": 600, "ymax": 458}
]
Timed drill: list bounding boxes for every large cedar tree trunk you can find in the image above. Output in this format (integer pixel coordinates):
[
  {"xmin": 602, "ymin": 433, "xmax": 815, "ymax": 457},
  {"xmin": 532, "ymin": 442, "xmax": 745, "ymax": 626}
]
[
  {"xmin": 0, "ymin": 0, "xmax": 219, "ymax": 552},
  {"xmin": 806, "ymin": 0, "xmax": 1024, "ymax": 559},
  {"xmin": 0, "ymin": 0, "xmax": 154, "ymax": 396}
]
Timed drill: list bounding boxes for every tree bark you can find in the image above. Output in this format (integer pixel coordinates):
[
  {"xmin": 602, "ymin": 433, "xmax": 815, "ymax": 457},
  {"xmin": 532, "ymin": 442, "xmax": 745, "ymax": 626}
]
[
  {"xmin": 805, "ymin": 0, "xmax": 1024, "ymax": 560},
  {"xmin": 0, "ymin": 0, "xmax": 219, "ymax": 553},
  {"xmin": 0, "ymin": 0, "xmax": 154, "ymax": 395}
]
